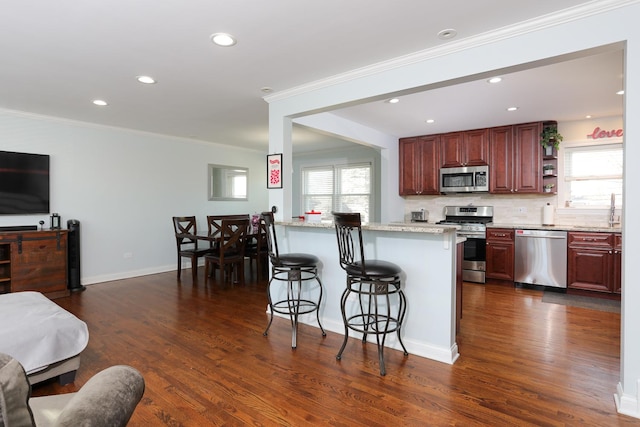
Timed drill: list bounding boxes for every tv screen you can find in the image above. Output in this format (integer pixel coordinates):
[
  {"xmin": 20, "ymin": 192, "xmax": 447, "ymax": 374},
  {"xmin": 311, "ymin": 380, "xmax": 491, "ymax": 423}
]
[{"xmin": 0, "ymin": 150, "xmax": 50, "ymax": 215}]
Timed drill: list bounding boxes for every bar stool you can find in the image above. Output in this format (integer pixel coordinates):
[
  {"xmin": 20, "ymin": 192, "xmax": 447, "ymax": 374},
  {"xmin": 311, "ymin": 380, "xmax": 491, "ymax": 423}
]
[
  {"xmin": 261, "ymin": 211, "xmax": 326, "ymax": 348},
  {"xmin": 332, "ymin": 212, "xmax": 408, "ymax": 376}
]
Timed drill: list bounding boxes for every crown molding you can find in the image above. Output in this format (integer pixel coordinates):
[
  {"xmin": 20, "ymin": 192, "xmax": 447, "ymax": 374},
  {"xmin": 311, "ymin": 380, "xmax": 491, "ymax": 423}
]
[{"xmin": 264, "ymin": 0, "xmax": 639, "ymax": 104}]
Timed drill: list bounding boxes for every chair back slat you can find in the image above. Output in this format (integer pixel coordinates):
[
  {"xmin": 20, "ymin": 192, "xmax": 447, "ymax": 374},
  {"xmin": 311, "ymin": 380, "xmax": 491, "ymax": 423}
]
[
  {"xmin": 332, "ymin": 212, "xmax": 366, "ymax": 274},
  {"xmin": 261, "ymin": 211, "xmax": 280, "ymax": 263},
  {"xmin": 173, "ymin": 216, "xmax": 198, "ymax": 247},
  {"xmin": 217, "ymin": 218, "xmax": 250, "ymax": 261}
]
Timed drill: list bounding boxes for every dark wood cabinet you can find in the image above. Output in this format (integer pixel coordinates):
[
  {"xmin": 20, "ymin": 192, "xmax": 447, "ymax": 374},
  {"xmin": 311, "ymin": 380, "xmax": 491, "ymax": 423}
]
[
  {"xmin": 489, "ymin": 126, "xmax": 514, "ymax": 193},
  {"xmin": 486, "ymin": 228, "xmax": 515, "ymax": 281},
  {"xmin": 399, "ymin": 135, "xmax": 440, "ymax": 195},
  {"xmin": 513, "ymin": 122, "xmax": 543, "ymax": 193},
  {"xmin": 567, "ymin": 232, "xmax": 621, "ymax": 294},
  {"xmin": 440, "ymin": 129, "xmax": 489, "ymax": 168},
  {"xmin": 489, "ymin": 122, "xmax": 543, "ymax": 194},
  {"xmin": 0, "ymin": 230, "xmax": 69, "ymax": 299}
]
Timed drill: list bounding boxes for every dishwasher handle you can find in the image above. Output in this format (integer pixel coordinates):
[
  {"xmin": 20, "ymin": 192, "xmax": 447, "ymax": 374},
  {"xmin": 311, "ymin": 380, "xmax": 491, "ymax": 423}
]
[{"xmin": 517, "ymin": 235, "xmax": 566, "ymax": 239}]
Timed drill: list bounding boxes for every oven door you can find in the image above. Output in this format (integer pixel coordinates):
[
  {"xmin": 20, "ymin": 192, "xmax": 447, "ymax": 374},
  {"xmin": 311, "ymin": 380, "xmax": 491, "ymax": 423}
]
[{"xmin": 460, "ymin": 234, "xmax": 486, "ymax": 283}]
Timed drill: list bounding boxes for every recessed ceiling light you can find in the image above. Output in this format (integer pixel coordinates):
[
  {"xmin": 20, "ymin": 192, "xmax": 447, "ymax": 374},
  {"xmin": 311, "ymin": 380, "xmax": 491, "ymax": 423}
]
[
  {"xmin": 487, "ymin": 77, "xmax": 502, "ymax": 84},
  {"xmin": 211, "ymin": 33, "xmax": 237, "ymax": 47},
  {"xmin": 387, "ymin": 98, "xmax": 400, "ymax": 104},
  {"xmin": 585, "ymin": 115, "xmax": 592, "ymax": 119},
  {"xmin": 426, "ymin": 119, "xmax": 435, "ymax": 124},
  {"xmin": 506, "ymin": 106, "xmax": 518, "ymax": 112},
  {"xmin": 136, "ymin": 75, "xmax": 156, "ymax": 84},
  {"xmin": 92, "ymin": 99, "xmax": 108, "ymax": 106},
  {"xmin": 437, "ymin": 29, "xmax": 457, "ymax": 40},
  {"xmin": 261, "ymin": 87, "xmax": 273, "ymax": 93},
  {"xmin": 617, "ymin": 90, "xmax": 625, "ymax": 95}
]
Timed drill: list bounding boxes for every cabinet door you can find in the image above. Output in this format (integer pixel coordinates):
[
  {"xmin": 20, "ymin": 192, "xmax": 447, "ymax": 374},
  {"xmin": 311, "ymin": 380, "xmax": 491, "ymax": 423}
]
[
  {"xmin": 399, "ymin": 136, "xmax": 439, "ymax": 195},
  {"xmin": 567, "ymin": 246, "xmax": 612, "ymax": 293},
  {"xmin": 440, "ymin": 132, "xmax": 464, "ymax": 168},
  {"xmin": 489, "ymin": 126, "xmax": 514, "ymax": 193},
  {"xmin": 513, "ymin": 122, "xmax": 542, "ymax": 193},
  {"xmin": 463, "ymin": 128, "xmax": 489, "ymax": 166},
  {"xmin": 486, "ymin": 228, "xmax": 515, "ymax": 281},
  {"xmin": 416, "ymin": 135, "xmax": 440, "ymax": 195},
  {"xmin": 399, "ymin": 137, "xmax": 421, "ymax": 195},
  {"xmin": 10, "ymin": 233, "xmax": 68, "ymax": 295}
]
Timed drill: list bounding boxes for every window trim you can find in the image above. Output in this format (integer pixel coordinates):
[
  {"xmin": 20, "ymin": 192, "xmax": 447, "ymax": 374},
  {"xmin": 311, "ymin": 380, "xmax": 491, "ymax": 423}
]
[{"xmin": 300, "ymin": 159, "xmax": 374, "ymax": 222}]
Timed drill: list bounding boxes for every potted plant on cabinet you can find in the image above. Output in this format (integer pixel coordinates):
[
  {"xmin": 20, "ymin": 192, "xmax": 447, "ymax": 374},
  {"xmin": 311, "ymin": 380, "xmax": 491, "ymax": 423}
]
[
  {"xmin": 543, "ymin": 164, "xmax": 555, "ymax": 175},
  {"xmin": 540, "ymin": 125, "xmax": 563, "ymax": 156},
  {"xmin": 544, "ymin": 183, "xmax": 555, "ymax": 193}
]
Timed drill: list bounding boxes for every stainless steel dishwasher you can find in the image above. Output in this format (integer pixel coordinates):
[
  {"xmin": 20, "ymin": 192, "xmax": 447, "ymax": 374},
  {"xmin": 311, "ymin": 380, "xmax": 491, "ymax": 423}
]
[{"xmin": 514, "ymin": 229, "xmax": 567, "ymax": 288}]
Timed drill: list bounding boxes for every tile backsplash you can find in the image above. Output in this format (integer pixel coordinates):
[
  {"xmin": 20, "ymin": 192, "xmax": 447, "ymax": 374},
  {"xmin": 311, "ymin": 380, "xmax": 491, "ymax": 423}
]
[{"xmin": 403, "ymin": 194, "xmax": 622, "ymax": 228}]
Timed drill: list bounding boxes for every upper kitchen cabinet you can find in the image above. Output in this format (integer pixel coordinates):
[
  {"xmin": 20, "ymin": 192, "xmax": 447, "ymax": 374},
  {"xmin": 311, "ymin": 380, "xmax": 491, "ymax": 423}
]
[
  {"xmin": 440, "ymin": 129, "xmax": 489, "ymax": 168},
  {"xmin": 399, "ymin": 135, "xmax": 440, "ymax": 195},
  {"xmin": 489, "ymin": 122, "xmax": 542, "ymax": 194},
  {"xmin": 489, "ymin": 125, "xmax": 514, "ymax": 193}
]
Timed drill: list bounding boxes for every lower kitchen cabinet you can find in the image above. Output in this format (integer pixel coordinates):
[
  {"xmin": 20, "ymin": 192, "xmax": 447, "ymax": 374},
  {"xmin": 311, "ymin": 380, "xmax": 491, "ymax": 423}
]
[
  {"xmin": 567, "ymin": 232, "xmax": 621, "ymax": 294},
  {"xmin": 486, "ymin": 228, "xmax": 514, "ymax": 281}
]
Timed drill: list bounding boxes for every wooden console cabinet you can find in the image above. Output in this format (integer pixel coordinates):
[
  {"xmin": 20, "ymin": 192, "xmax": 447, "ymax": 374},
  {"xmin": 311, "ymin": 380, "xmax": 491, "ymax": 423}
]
[{"xmin": 0, "ymin": 230, "xmax": 69, "ymax": 299}]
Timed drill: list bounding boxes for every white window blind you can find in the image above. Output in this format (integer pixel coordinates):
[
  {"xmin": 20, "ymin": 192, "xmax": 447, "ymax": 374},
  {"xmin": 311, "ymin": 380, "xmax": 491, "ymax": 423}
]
[
  {"xmin": 302, "ymin": 162, "xmax": 372, "ymax": 222},
  {"xmin": 564, "ymin": 143, "xmax": 622, "ymax": 207}
]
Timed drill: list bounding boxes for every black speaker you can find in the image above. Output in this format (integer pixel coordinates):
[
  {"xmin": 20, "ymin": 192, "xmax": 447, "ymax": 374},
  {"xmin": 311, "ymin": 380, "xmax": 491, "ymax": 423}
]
[{"xmin": 67, "ymin": 219, "xmax": 86, "ymax": 292}]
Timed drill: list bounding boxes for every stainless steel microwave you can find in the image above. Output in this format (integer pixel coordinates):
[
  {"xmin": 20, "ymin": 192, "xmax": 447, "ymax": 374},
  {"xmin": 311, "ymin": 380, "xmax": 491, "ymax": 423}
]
[{"xmin": 440, "ymin": 165, "xmax": 489, "ymax": 193}]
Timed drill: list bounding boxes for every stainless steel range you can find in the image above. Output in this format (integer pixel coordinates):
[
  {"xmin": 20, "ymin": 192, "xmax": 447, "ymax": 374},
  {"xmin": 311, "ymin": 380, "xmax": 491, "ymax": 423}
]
[{"xmin": 437, "ymin": 206, "xmax": 494, "ymax": 283}]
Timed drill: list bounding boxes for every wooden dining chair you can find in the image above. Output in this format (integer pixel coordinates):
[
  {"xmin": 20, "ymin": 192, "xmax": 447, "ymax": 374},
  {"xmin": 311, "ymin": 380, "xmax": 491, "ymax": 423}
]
[
  {"xmin": 172, "ymin": 216, "xmax": 213, "ymax": 280},
  {"xmin": 204, "ymin": 217, "xmax": 250, "ymax": 285},
  {"xmin": 246, "ymin": 217, "xmax": 268, "ymax": 280}
]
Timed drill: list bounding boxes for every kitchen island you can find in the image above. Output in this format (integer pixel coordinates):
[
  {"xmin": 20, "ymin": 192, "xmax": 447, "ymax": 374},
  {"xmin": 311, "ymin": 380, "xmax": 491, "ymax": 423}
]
[{"xmin": 273, "ymin": 220, "xmax": 461, "ymax": 365}]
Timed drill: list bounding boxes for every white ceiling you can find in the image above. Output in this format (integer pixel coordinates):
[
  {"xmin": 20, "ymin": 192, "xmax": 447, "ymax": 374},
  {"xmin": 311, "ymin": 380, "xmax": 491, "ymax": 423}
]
[{"xmin": 0, "ymin": 1, "xmax": 624, "ymax": 153}]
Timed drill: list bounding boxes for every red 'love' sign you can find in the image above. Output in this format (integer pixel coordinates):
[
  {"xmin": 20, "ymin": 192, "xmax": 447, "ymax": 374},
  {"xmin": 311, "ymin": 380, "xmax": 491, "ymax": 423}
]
[{"xmin": 588, "ymin": 127, "xmax": 623, "ymax": 139}]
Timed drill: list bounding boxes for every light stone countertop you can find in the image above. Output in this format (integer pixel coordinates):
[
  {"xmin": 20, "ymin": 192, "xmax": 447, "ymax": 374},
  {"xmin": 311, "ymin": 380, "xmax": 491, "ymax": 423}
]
[
  {"xmin": 278, "ymin": 220, "xmax": 460, "ymax": 234},
  {"xmin": 489, "ymin": 223, "xmax": 622, "ymax": 233}
]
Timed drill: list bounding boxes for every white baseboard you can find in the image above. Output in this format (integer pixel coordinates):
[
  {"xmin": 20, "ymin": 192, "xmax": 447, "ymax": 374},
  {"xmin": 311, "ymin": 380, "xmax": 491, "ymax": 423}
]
[{"xmin": 615, "ymin": 381, "xmax": 640, "ymax": 419}]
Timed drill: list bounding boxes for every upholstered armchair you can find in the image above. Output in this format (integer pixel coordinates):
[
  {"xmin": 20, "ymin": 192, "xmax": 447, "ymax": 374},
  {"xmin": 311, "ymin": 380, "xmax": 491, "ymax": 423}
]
[{"xmin": 0, "ymin": 352, "xmax": 145, "ymax": 427}]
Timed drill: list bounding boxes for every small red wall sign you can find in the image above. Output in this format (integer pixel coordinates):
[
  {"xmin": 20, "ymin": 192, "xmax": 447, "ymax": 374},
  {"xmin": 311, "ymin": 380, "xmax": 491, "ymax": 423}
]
[{"xmin": 588, "ymin": 126, "xmax": 623, "ymax": 139}]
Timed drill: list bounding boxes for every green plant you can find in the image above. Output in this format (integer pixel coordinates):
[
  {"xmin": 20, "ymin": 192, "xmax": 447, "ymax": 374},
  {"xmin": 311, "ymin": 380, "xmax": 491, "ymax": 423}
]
[
  {"xmin": 544, "ymin": 183, "xmax": 555, "ymax": 191},
  {"xmin": 540, "ymin": 125, "xmax": 563, "ymax": 150},
  {"xmin": 543, "ymin": 164, "xmax": 555, "ymax": 171}
]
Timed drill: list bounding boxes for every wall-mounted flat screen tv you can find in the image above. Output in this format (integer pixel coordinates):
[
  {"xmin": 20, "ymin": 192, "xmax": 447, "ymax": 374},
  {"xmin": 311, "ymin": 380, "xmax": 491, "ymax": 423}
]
[{"xmin": 0, "ymin": 150, "xmax": 50, "ymax": 215}]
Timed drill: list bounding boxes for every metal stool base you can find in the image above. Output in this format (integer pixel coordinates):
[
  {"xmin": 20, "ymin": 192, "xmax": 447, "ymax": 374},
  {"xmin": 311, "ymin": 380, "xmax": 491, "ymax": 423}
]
[{"xmin": 263, "ymin": 265, "xmax": 326, "ymax": 348}]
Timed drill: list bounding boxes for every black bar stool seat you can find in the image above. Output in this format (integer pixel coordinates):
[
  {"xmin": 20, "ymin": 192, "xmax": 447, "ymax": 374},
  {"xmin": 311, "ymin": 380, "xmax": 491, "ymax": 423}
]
[
  {"xmin": 332, "ymin": 212, "xmax": 408, "ymax": 376},
  {"xmin": 261, "ymin": 212, "xmax": 326, "ymax": 349}
]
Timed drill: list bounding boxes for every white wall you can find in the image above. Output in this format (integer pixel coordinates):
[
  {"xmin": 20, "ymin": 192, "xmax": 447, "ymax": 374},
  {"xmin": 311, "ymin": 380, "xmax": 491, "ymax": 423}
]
[{"xmin": 0, "ymin": 109, "xmax": 268, "ymax": 284}]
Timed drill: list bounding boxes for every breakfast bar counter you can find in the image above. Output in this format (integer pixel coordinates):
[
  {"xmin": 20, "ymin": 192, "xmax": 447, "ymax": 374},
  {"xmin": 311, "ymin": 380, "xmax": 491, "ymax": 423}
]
[{"xmin": 273, "ymin": 220, "xmax": 461, "ymax": 364}]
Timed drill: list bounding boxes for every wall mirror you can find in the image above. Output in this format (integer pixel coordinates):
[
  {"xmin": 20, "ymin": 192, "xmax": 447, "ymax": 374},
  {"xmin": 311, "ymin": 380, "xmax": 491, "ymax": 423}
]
[{"xmin": 208, "ymin": 164, "xmax": 248, "ymax": 201}]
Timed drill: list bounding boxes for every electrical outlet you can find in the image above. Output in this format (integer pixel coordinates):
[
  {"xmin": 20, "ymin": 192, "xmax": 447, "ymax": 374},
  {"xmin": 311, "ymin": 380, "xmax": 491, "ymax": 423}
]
[{"xmin": 517, "ymin": 207, "xmax": 528, "ymax": 214}]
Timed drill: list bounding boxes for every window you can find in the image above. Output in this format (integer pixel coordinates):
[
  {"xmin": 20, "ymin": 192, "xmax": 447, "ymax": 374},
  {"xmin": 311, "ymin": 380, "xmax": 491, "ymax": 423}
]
[
  {"xmin": 563, "ymin": 143, "xmax": 622, "ymax": 207},
  {"xmin": 302, "ymin": 162, "xmax": 372, "ymax": 222}
]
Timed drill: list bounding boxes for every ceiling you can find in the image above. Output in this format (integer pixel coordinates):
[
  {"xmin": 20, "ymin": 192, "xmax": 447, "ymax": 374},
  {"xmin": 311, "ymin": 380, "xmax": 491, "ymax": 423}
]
[{"xmin": 0, "ymin": 1, "xmax": 624, "ymax": 153}]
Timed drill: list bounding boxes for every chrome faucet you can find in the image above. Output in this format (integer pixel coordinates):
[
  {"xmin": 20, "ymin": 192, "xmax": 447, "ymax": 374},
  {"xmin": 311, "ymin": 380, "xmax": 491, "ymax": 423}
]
[{"xmin": 609, "ymin": 193, "xmax": 620, "ymax": 227}]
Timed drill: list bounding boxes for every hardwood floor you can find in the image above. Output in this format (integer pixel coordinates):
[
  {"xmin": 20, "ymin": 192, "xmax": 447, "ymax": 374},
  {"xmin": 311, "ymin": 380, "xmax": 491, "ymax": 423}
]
[{"xmin": 32, "ymin": 268, "xmax": 638, "ymax": 426}]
